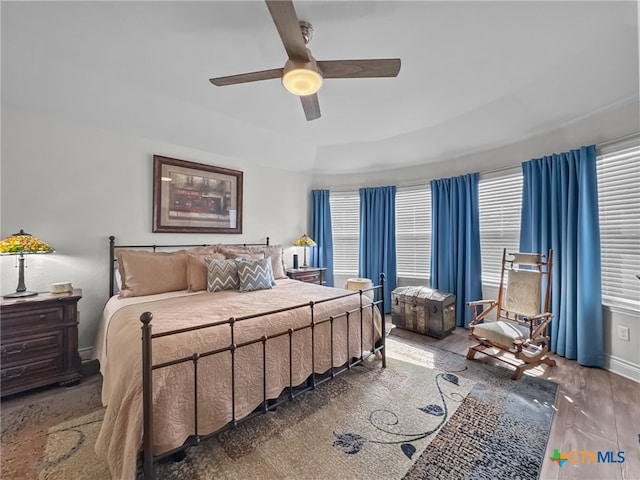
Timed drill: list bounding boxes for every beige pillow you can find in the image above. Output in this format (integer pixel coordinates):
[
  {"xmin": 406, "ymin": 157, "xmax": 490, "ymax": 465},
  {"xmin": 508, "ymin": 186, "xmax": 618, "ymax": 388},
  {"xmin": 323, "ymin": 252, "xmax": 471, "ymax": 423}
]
[
  {"xmin": 218, "ymin": 246, "xmax": 265, "ymax": 260},
  {"xmin": 218, "ymin": 245, "xmax": 287, "ymax": 279},
  {"xmin": 259, "ymin": 245, "xmax": 287, "ymax": 279},
  {"xmin": 187, "ymin": 252, "xmax": 226, "ymax": 292},
  {"xmin": 116, "ymin": 249, "xmax": 188, "ymax": 298},
  {"xmin": 187, "ymin": 245, "xmax": 218, "ymax": 255}
]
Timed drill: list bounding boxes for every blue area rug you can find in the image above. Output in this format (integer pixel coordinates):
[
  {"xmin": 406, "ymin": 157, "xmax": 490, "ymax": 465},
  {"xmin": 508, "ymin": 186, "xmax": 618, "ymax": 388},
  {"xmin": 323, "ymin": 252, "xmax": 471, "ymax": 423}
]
[{"xmin": 396, "ymin": 335, "xmax": 559, "ymax": 480}]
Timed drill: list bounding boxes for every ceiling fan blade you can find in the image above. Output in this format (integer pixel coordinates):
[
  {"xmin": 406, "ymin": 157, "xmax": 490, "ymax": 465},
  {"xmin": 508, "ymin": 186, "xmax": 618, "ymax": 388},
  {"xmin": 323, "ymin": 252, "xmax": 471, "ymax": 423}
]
[
  {"xmin": 265, "ymin": 0, "xmax": 309, "ymax": 62},
  {"xmin": 300, "ymin": 93, "xmax": 321, "ymax": 121},
  {"xmin": 209, "ymin": 68, "xmax": 283, "ymax": 86},
  {"xmin": 317, "ymin": 59, "xmax": 401, "ymax": 79}
]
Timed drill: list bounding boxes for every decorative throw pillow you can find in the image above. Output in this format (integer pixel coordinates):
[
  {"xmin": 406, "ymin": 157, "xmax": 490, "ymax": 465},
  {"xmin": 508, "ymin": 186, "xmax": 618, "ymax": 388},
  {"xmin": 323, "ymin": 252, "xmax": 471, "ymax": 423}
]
[
  {"xmin": 236, "ymin": 258, "xmax": 274, "ymax": 292},
  {"xmin": 219, "ymin": 245, "xmax": 286, "ymax": 279},
  {"xmin": 187, "ymin": 252, "xmax": 226, "ymax": 292},
  {"xmin": 236, "ymin": 256, "xmax": 277, "ymax": 286},
  {"xmin": 205, "ymin": 259, "xmax": 240, "ymax": 292}
]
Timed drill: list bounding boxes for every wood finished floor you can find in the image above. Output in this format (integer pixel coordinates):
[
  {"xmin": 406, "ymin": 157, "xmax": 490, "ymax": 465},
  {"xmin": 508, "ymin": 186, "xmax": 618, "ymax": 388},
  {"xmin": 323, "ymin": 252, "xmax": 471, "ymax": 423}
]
[
  {"xmin": 2, "ymin": 324, "xmax": 638, "ymax": 479},
  {"xmin": 389, "ymin": 325, "xmax": 640, "ymax": 480}
]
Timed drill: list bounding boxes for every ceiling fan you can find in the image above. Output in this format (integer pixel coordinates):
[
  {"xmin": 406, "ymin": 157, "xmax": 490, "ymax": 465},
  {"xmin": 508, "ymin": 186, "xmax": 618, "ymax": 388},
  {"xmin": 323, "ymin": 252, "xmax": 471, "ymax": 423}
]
[{"xmin": 209, "ymin": 0, "xmax": 401, "ymax": 121}]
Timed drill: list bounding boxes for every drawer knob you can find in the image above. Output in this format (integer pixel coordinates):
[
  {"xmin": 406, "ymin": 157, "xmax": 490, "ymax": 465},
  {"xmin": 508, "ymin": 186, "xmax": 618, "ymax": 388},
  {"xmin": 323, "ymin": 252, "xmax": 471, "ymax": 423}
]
[
  {"xmin": 2, "ymin": 367, "xmax": 27, "ymax": 380},
  {"xmin": 40, "ymin": 314, "xmax": 46, "ymax": 319},
  {"xmin": 2, "ymin": 343, "xmax": 26, "ymax": 355}
]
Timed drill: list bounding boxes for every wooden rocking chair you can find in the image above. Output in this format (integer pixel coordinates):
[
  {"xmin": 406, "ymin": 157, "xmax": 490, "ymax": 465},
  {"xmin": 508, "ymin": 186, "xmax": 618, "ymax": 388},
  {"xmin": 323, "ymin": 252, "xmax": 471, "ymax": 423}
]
[{"xmin": 467, "ymin": 249, "xmax": 556, "ymax": 380}]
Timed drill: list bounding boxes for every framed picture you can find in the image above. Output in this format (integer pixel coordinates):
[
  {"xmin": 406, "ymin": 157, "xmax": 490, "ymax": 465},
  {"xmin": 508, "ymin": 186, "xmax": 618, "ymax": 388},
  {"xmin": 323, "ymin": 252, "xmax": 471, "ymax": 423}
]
[{"xmin": 153, "ymin": 155, "xmax": 243, "ymax": 234}]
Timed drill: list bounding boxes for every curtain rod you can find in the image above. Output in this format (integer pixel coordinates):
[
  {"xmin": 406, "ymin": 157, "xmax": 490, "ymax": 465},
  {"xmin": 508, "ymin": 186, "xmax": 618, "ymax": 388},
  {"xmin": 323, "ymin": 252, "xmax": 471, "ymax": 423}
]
[
  {"xmin": 323, "ymin": 131, "xmax": 639, "ymax": 193},
  {"xmin": 477, "ymin": 131, "xmax": 639, "ymax": 177},
  {"xmin": 326, "ymin": 165, "xmax": 520, "ymax": 192}
]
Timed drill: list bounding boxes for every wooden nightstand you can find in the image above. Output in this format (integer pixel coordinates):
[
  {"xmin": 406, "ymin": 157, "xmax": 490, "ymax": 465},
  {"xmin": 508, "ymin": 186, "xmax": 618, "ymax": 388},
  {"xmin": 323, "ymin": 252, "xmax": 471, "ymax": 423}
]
[
  {"xmin": 286, "ymin": 267, "xmax": 327, "ymax": 285},
  {"xmin": 1, "ymin": 289, "xmax": 82, "ymax": 397}
]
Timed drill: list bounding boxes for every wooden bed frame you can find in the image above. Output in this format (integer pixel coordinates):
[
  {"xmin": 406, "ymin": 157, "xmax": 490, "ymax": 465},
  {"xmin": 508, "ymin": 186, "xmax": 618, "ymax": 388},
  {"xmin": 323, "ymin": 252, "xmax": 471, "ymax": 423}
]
[{"xmin": 108, "ymin": 236, "xmax": 387, "ymax": 479}]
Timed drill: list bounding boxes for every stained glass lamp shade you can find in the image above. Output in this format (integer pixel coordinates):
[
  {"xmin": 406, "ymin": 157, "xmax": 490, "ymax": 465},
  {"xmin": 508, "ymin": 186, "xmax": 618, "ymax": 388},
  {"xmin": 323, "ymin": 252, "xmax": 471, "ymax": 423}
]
[
  {"xmin": 293, "ymin": 234, "xmax": 316, "ymax": 268},
  {"xmin": 1, "ymin": 229, "xmax": 54, "ymax": 298}
]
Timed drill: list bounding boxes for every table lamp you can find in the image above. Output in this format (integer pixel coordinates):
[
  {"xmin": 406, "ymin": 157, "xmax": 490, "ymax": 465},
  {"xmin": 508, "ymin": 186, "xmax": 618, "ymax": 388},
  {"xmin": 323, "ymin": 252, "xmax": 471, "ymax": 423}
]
[
  {"xmin": 293, "ymin": 234, "xmax": 316, "ymax": 268},
  {"xmin": 1, "ymin": 229, "xmax": 54, "ymax": 298}
]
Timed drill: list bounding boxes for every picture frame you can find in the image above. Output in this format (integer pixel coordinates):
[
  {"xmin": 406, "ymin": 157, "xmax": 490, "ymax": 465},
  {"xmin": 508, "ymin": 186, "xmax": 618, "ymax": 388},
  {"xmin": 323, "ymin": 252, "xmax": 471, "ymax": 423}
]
[{"xmin": 153, "ymin": 155, "xmax": 243, "ymax": 234}]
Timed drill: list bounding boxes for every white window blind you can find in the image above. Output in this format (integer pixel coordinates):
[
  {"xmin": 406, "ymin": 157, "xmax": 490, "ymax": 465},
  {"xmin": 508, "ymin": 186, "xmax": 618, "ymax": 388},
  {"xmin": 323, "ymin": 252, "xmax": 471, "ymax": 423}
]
[
  {"xmin": 479, "ymin": 168, "xmax": 523, "ymax": 286},
  {"xmin": 396, "ymin": 185, "xmax": 431, "ymax": 279},
  {"xmin": 329, "ymin": 190, "xmax": 360, "ymax": 276},
  {"xmin": 597, "ymin": 140, "xmax": 640, "ymax": 311}
]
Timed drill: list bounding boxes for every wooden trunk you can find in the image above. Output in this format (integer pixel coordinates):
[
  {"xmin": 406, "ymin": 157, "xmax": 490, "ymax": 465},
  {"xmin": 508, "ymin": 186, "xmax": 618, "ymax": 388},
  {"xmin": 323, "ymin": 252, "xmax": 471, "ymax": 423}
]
[{"xmin": 391, "ymin": 286, "xmax": 456, "ymax": 338}]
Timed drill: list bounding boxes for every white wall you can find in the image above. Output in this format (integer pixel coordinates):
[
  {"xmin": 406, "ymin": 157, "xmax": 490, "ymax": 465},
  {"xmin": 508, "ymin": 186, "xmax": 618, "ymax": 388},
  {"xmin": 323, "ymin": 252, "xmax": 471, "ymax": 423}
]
[
  {"xmin": 313, "ymin": 99, "xmax": 640, "ymax": 381},
  {"xmin": 2, "ymin": 101, "xmax": 638, "ymax": 381},
  {"xmin": 312, "ymin": 99, "xmax": 639, "ymax": 188},
  {"xmin": 1, "ymin": 107, "xmax": 312, "ymax": 355}
]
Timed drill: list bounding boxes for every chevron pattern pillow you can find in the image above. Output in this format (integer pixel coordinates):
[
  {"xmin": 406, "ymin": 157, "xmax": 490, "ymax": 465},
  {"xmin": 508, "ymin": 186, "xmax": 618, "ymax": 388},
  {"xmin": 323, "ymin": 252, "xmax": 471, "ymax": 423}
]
[
  {"xmin": 236, "ymin": 258, "xmax": 274, "ymax": 292},
  {"xmin": 205, "ymin": 259, "xmax": 239, "ymax": 292}
]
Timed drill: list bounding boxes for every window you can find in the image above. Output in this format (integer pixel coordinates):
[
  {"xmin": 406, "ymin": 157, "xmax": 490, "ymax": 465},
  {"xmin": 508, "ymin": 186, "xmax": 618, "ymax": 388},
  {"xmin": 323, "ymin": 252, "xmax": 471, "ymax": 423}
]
[
  {"xmin": 396, "ymin": 185, "xmax": 430, "ymax": 279},
  {"xmin": 478, "ymin": 168, "xmax": 523, "ymax": 286},
  {"xmin": 329, "ymin": 190, "xmax": 360, "ymax": 276},
  {"xmin": 597, "ymin": 138, "xmax": 640, "ymax": 312}
]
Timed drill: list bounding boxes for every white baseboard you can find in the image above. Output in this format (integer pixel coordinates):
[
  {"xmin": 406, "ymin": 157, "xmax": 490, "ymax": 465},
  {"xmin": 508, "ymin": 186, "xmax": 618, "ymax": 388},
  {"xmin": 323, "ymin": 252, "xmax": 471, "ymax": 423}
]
[
  {"xmin": 604, "ymin": 354, "xmax": 640, "ymax": 383},
  {"xmin": 79, "ymin": 346, "xmax": 94, "ymax": 363}
]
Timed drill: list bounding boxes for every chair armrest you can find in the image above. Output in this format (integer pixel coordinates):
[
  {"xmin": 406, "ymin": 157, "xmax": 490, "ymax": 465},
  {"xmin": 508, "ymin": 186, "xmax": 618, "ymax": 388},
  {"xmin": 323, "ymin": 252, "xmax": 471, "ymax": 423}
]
[
  {"xmin": 522, "ymin": 313, "xmax": 554, "ymax": 343},
  {"xmin": 467, "ymin": 300, "xmax": 497, "ymax": 326},
  {"xmin": 467, "ymin": 299, "xmax": 496, "ymax": 307},
  {"xmin": 522, "ymin": 312, "xmax": 553, "ymax": 324}
]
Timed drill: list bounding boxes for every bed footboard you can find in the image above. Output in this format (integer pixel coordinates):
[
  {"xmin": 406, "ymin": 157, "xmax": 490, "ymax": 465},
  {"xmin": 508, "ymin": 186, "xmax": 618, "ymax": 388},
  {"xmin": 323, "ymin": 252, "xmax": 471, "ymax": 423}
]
[{"xmin": 139, "ymin": 274, "xmax": 386, "ymax": 479}]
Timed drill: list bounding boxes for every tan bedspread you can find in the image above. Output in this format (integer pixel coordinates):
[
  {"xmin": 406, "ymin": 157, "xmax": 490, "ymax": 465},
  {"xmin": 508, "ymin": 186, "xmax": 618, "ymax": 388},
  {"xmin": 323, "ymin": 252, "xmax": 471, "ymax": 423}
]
[{"xmin": 94, "ymin": 279, "xmax": 382, "ymax": 479}]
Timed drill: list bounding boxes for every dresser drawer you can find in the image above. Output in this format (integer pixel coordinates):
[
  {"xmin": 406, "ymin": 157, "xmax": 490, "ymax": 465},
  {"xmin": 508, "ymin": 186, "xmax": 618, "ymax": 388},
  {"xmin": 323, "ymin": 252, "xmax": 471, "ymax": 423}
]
[
  {"xmin": 1, "ymin": 331, "xmax": 64, "ymax": 366},
  {"xmin": 1, "ymin": 306, "xmax": 64, "ymax": 332},
  {"xmin": 296, "ymin": 271, "xmax": 321, "ymax": 283},
  {"xmin": 286, "ymin": 268, "xmax": 326, "ymax": 285},
  {"xmin": 1, "ymin": 353, "xmax": 64, "ymax": 394}
]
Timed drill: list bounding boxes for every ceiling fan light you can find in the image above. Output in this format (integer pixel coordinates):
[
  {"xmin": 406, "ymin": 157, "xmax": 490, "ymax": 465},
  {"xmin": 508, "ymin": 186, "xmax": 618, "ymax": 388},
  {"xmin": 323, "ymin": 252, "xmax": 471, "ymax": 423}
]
[{"xmin": 282, "ymin": 68, "xmax": 323, "ymax": 96}]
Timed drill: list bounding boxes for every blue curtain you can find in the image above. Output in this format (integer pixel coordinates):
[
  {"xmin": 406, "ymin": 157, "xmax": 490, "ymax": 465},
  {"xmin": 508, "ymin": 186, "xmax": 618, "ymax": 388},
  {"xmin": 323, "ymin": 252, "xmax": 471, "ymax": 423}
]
[
  {"xmin": 310, "ymin": 189, "xmax": 334, "ymax": 287},
  {"xmin": 430, "ymin": 173, "xmax": 482, "ymax": 327},
  {"xmin": 359, "ymin": 186, "xmax": 397, "ymax": 313},
  {"xmin": 520, "ymin": 145, "xmax": 604, "ymax": 367}
]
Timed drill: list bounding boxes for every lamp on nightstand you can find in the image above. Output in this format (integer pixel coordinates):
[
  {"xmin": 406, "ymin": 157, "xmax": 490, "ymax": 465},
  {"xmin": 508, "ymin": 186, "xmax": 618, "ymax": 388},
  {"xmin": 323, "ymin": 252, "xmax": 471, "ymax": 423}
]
[
  {"xmin": 293, "ymin": 234, "xmax": 316, "ymax": 268},
  {"xmin": 1, "ymin": 229, "xmax": 54, "ymax": 298}
]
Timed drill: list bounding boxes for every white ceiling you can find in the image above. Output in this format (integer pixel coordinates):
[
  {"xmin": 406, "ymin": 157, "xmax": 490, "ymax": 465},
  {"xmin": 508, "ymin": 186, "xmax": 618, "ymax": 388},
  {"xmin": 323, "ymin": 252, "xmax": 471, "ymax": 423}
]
[{"xmin": 2, "ymin": 1, "xmax": 638, "ymax": 174}]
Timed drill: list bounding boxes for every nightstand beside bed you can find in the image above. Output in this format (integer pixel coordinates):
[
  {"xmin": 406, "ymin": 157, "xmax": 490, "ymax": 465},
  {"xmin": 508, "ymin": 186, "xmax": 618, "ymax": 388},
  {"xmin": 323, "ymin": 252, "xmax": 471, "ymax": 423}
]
[
  {"xmin": 286, "ymin": 267, "xmax": 326, "ymax": 285},
  {"xmin": 1, "ymin": 289, "xmax": 82, "ymax": 397}
]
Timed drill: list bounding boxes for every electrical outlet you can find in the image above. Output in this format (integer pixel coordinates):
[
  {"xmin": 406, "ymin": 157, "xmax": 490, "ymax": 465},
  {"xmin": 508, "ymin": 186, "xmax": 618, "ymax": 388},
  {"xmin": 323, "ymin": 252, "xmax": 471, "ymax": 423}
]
[{"xmin": 617, "ymin": 326, "xmax": 630, "ymax": 342}]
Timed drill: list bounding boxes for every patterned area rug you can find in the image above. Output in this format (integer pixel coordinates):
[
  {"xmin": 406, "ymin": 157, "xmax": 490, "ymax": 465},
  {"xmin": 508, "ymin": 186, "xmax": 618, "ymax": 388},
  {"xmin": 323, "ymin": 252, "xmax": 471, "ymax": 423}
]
[{"xmin": 4, "ymin": 335, "xmax": 558, "ymax": 480}]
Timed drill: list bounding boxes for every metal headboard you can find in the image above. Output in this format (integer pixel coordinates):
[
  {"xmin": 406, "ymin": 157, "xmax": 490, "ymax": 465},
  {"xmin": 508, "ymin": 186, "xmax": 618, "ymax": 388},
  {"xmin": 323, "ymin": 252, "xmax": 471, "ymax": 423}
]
[{"xmin": 108, "ymin": 235, "xmax": 270, "ymax": 297}]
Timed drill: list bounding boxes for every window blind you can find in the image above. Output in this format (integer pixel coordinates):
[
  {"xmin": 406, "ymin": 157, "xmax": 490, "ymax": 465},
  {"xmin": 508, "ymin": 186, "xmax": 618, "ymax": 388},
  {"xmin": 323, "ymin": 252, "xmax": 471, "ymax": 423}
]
[
  {"xmin": 478, "ymin": 168, "xmax": 523, "ymax": 286},
  {"xmin": 329, "ymin": 190, "xmax": 360, "ymax": 276},
  {"xmin": 597, "ymin": 140, "xmax": 640, "ymax": 311},
  {"xmin": 395, "ymin": 185, "xmax": 430, "ymax": 279}
]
